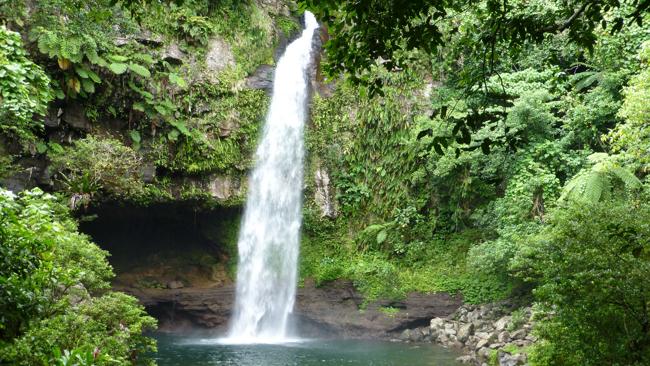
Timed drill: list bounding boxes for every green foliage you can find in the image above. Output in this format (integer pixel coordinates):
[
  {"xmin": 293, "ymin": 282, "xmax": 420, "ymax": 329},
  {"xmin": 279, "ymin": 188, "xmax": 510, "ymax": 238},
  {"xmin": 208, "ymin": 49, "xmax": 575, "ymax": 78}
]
[
  {"xmin": 0, "ymin": 188, "xmax": 157, "ymax": 365},
  {"xmin": 304, "ymin": 0, "xmax": 647, "ymax": 87},
  {"xmin": 275, "ymin": 15, "xmax": 300, "ymax": 35},
  {"xmin": 560, "ymin": 153, "xmax": 642, "ymax": 202},
  {"xmin": 0, "ymin": 26, "xmax": 53, "ymax": 143},
  {"xmin": 608, "ymin": 41, "xmax": 650, "ymax": 170},
  {"xmin": 141, "ymin": 0, "xmax": 276, "ymax": 75},
  {"xmin": 379, "ymin": 306, "xmax": 400, "ymax": 317},
  {"xmin": 152, "ymin": 89, "xmax": 268, "ymax": 174},
  {"xmin": 51, "ymin": 347, "xmax": 98, "ymax": 366},
  {"xmin": 0, "ymin": 189, "xmax": 108, "ymax": 339},
  {"xmin": 302, "ymin": 13, "xmax": 650, "ymax": 312},
  {"xmin": 513, "ymin": 200, "xmax": 650, "ymax": 365},
  {"xmin": 49, "ymin": 136, "xmax": 143, "ymax": 204},
  {"xmin": 168, "ymin": 5, "xmax": 214, "ymax": 46},
  {"xmin": 301, "ymin": 207, "xmax": 509, "ymax": 303},
  {"xmin": 508, "ymin": 308, "xmax": 527, "ymax": 331},
  {"xmin": 6, "ymin": 292, "xmax": 157, "ymax": 366},
  {"xmin": 27, "ymin": 0, "xmax": 139, "ymax": 99}
]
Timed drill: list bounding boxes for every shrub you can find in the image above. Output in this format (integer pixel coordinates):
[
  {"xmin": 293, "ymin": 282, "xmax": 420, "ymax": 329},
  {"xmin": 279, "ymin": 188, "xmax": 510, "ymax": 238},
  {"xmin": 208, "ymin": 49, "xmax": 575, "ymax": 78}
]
[
  {"xmin": 49, "ymin": 136, "xmax": 143, "ymax": 205},
  {"xmin": 0, "ymin": 26, "xmax": 52, "ymax": 144},
  {"xmin": 0, "ymin": 188, "xmax": 157, "ymax": 365},
  {"xmin": 513, "ymin": 199, "xmax": 650, "ymax": 365}
]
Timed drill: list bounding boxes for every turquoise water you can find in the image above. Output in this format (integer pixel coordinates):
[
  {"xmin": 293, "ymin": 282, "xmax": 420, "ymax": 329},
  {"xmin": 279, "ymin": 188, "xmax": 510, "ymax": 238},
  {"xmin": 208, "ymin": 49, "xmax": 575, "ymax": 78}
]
[{"xmin": 152, "ymin": 333, "xmax": 462, "ymax": 366}]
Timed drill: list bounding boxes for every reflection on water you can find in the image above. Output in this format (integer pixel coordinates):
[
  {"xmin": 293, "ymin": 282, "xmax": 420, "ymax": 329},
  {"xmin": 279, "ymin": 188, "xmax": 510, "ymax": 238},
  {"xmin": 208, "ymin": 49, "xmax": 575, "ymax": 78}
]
[{"xmin": 153, "ymin": 333, "xmax": 462, "ymax": 366}]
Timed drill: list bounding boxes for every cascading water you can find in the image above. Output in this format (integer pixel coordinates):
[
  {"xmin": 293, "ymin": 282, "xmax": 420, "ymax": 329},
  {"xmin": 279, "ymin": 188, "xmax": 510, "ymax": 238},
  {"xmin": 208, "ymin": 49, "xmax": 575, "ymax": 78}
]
[{"xmin": 225, "ymin": 11, "xmax": 319, "ymax": 343}]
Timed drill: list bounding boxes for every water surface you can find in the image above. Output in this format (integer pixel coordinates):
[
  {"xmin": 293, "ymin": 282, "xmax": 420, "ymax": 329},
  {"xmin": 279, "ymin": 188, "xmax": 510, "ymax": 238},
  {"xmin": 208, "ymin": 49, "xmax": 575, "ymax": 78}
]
[{"xmin": 153, "ymin": 333, "xmax": 462, "ymax": 366}]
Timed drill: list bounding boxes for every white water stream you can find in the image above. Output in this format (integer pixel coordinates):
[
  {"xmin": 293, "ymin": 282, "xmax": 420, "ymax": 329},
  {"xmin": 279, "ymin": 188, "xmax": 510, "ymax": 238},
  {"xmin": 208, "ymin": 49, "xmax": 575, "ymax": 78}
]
[{"xmin": 225, "ymin": 11, "xmax": 319, "ymax": 344}]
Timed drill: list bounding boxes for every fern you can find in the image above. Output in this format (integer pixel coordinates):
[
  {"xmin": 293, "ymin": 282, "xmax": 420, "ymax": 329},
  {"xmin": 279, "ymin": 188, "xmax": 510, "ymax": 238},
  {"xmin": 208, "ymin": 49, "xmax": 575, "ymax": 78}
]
[
  {"xmin": 610, "ymin": 166, "xmax": 642, "ymax": 190},
  {"xmin": 560, "ymin": 154, "xmax": 641, "ymax": 203},
  {"xmin": 582, "ymin": 172, "xmax": 604, "ymax": 203}
]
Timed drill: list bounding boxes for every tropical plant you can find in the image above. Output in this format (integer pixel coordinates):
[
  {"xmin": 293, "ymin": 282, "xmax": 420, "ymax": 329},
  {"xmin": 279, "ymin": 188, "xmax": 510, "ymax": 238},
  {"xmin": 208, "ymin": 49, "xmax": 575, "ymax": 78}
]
[
  {"xmin": 559, "ymin": 153, "xmax": 641, "ymax": 202},
  {"xmin": 0, "ymin": 26, "xmax": 52, "ymax": 143},
  {"xmin": 607, "ymin": 41, "xmax": 650, "ymax": 169},
  {"xmin": 512, "ymin": 199, "xmax": 650, "ymax": 365},
  {"xmin": 49, "ymin": 136, "xmax": 144, "ymax": 205},
  {"xmin": 0, "ymin": 188, "xmax": 157, "ymax": 365}
]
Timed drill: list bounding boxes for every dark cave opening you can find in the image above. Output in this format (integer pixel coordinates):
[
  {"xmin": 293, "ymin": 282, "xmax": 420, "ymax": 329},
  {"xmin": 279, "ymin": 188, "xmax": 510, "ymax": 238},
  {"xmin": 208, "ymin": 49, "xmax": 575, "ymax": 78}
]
[
  {"xmin": 78, "ymin": 202, "xmax": 241, "ymax": 277},
  {"xmin": 77, "ymin": 202, "xmax": 242, "ymax": 330}
]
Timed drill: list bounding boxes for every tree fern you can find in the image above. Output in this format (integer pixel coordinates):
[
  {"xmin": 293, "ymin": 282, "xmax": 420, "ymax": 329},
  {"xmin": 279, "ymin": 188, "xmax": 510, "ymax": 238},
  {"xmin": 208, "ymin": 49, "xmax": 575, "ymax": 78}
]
[
  {"xmin": 609, "ymin": 166, "xmax": 642, "ymax": 190},
  {"xmin": 560, "ymin": 153, "xmax": 641, "ymax": 203},
  {"xmin": 583, "ymin": 171, "xmax": 605, "ymax": 203}
]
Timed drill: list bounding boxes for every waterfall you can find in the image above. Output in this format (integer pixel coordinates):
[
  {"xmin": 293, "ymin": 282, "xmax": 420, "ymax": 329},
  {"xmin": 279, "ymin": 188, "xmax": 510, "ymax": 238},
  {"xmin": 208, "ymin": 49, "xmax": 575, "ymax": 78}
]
[{"xmin": 226, "ymin": 11, "xmax": 319, "ymax": 343}]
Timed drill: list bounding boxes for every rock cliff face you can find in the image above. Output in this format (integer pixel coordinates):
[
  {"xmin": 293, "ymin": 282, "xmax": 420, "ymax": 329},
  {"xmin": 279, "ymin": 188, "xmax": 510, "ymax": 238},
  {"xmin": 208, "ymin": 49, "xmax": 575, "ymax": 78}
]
[
  {"xmin": 0, "ymin": 0, "xmax": 308, "ymax": 208},
  {"xmin": 115, "ymin": 279, "xmax": 462, "ymax": 338}
]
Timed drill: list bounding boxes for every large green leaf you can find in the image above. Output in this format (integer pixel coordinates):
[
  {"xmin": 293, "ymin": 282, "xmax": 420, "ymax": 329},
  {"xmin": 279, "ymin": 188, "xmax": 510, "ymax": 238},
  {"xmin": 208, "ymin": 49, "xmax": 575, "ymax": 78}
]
[
  {"xmin": 81, "ymin": 78, "xmax": 95, "ymax": 93},
  {"xmin": 107, "ymin": 54, "xmax": 129, "ymax": 62},
  {"xmin": 86, "ymin": 69, "xmax": 101, "ymax": 84},
  {"xmin": 108, "ymin": 63, "xmax": 128, "ymax": 74},
  {"xmin": 128, "ymin": 63, "xmax": 151, "ymax": 78}
]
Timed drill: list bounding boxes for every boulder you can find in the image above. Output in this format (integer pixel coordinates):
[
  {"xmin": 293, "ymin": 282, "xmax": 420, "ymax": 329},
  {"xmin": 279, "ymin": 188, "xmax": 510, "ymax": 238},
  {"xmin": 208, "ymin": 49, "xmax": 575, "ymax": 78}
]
[
  {"xmin": 409, "ymin": 328, "xmax": 424, "ymax": 342},
  {"xmin": 525, "ymin": 334, "xmax": 537, "ymax": 342},
  {"xmin": 450, "ymin": 340, "xmax": 464, "ymax": 349},
  {"xmin": 475, "ymin": 339, "xmax": 489, "ymax": 350},
  {"xmin": 205, "ymin": 37, "xmax": 235, "ymax": 76},
  {"xmin": 457, "ymin": 323, "xmax": 474, "ymax": 342},
  {"xmin": 399, "ymin": 329, "xmax": 412, "ymax": 341},
  {"xmin": 498, "ymin": 351, "xmax": 527, "ymax": 366},
  {"xmin": 498, "ymin": 331, "xmax": 511, "ymax": 343},
  {"xmin": 430, "ymin": 317, "xmax": 445, "ymax": 330},
  {"xmin": 455, "ymin": 355, "xmax": 475, "ymax": 364},
  {"xmin": 475, "ymin": 331, "xmax": 495, "ymax": 341},
  {"xmin": 162, "ymin": 43, "xmax": 186, "ymax": 64},
  {"xmin": 494, "ymin": 316, "xmax": 511, "ymax": 331},
  {"xmin": 510, "ymin": 329, "xmax": 527, "ymax": 340},
  {"xmin": 467, "ymin": 309, "xmax": 481, "ymax": 322},
  {"xmin": 477, "ymin": 347, "xmax": 491, "ymax": 359},
  {"xmin": 245, "ymin": 64, "xmax": 274, "ymax": 91},
  {"xmin": 62, "ymin": 103, "xmax": 91, "ymax": 130}
]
